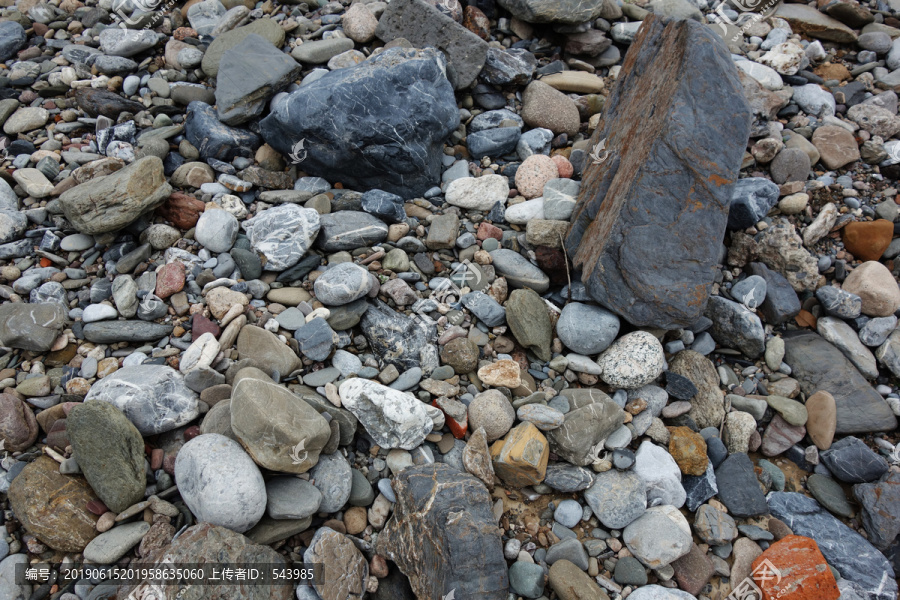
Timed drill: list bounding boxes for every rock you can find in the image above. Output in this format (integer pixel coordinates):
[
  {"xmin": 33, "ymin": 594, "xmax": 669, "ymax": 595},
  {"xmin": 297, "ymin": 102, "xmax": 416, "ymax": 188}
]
[
  {"xmin": 490, "ymin": 422, "xmax": 549, "ymax": 487},
  {"xmin": 201, "ymin": 18, "xmax": 285, "ymax": 77},
  {"xmin": 783, "ymin": 331, "xmax": 897, "ymax": 434},
  {"xmin": 362, "ymin": 189, "xmax": 406, "ymax": 224},
  {"xmin": 231, "ymin": 368, "xmax": 331, "ymax": 473},
  {"xmin": 463, "ymin": 426, "xmax": 495, "ymax": 489},
  {"xmin": 174, "ymin": 433, "xmax": 267, "ymax": 533},
  {"xmin": 584, "ymin": 468, "xmax": 646, "ymax": 529},
  {"xmin": 808, "ymin": 473, "xmax": 853, "ymax": 518},
  {"xmin": 304, "ymin": 528, "xmax": 368, "ymax": 600},
  {"xmin": 242, "ymin": 204, "xmax": 321, "ymax": 271},
  {"xmin": 515, "ymin": 154, "xmax": 559, "ymax": 199},
  {"xmin": 67, "ymin": 402, "xmax": 145, "ymax": 513},
  {"xmin": 441, "ymin": 337, "xmax": 479, "ymax": 373},
  {"xmin": 820, "ymin": 436, "xmax": 889, "ymax": 483},
  {"xmin": 468, "ymin": 389, "xmax": 515, "ymax": 442},
  {"xmin": 842, "ymin": 260, "xmax": 900, "ymax": 317},
  {"xmin": 489, "ymin": 248, "xmax": 550, "ymax": 293},
  {"xmin": 497, "ymin": 0, "xmax": 605, "ymax": 23},
  {"xmin": 445, "ymin": 175, "xmax": 510, "ymax": 210},
  {"xmin": 8, "ymin": 456, "xmax": 99, "ymax": 551},
  {"xmin": 316, "ymin": 211, "xmax": 389, "ymax": 251},
  {"xmin": 59, "ymin": 156, "xmax": 172, "ymax": 235},
  {"xmin": 751, "ymin": 535, "xmax": 840, "ymax": 600},
  {"xmin": 266, "ymin": 477, "xmax": 322, "ymax": 519},
  {"xmin": 854, "ymin": 471, "xmax": 900, "ymax": 550},
  {"xmin": 767, "ymin": 492, "xmax": 897, "ymax": 600},
  {"xmin": 0, "ymin": 302, "xmax": 65, "ymax": 352},
  {"xmin": 509, "ymin": 561, "xmax": 545, "ymax": 598},
  {"xmin": 842, "ymin": 221, "xmax": 894, "ymax": 262},
  {"xmin": 215, "ymin": 34, "xmax": 300, "ymax": 125},
  {"xmin": 668, "ymin": 350, "xmax": 723, "ymax": 429},
  {"xmin": 626, "ymin": 586, "xmax": 695, "ymax": 600},
  {"xmin": 761, "ymin": 414, "xmax": 806, "ymax": 457},
  {"xmin": 597, "ymin": 330, "xmax": 665, "ymax": 389},
  {"xmin": 310, "ymin": 451, "xmax": 352, "ymax": 512},
  {"xmin": 548, "ymin": 388, "xmax": 624, "ymax": 465},
  {"xmin": 668, "ymin": 426, "xmax": 708, "ymax": 476},
  {"xmin": 817, "ymin": 316, "xmax": 878, "ymax": 379},
  {"xmin": 194, "ymin": 208, "xmax": 238, "ymax": 253},
  {"xmin": 82, "ymin": 321, "xmax": 174, "ymax": 344},
  {"xmin": 0, "ymin": 21, "xmax": 26, "ymax": 61},
  {"xmin": 520, "ymin": 80, "xmax": 580, "ymax": 136},
  {"xmin": 506, "ymin": 288, "xmax": 552, "ymax": 361},
  {"xmin": 99, "ymin": 28, "xmax": 163, "ymax": 56},
  {"xmin": 315, "ymin": 263, "xmax": 372, "ymax": 306},
  {"xmin": 377, "ymin": 464, "xmax": 508, "ymax": 599},
  {"xmin": 360, "ymin": 300, "xmax": 437, "ymax": 371},
  {"xmin": 185, "ymin": 101, "xmax": 261, "ymax": 161},
  {"xmin": 715, "ymin": 453, "xmax": 768, "ymax": 517},
  {"xmin": 624, "ymin": 505, "xmax": 693, "ymax": 568},
  {"xmin": 543, "ymin": 464, "xmax": 593, "ymax": 492},
  {"xmin": 339, "ymin": 378, "xmax": 433, "ymax": 450},
  {"xmin": 0, "ymin": 394, "xmax": 38, "ymax": 452},
  {"xmin": 705, "ymin": 296, "xmax": 765, "ymax": 358},
  {"xmin": 236, "ymin": 325, "xmax": 303, "ymax": 377},
  {"xmin": 766, "ymin": 395, "xmax": 808, "ymax": 426},
  {"xmin": 816, "ymin": 285, "xmax": 861, "ymax": 319},
  {"xmin": 694, "ymin": 503, "xmax": 737, "ymax": 545},
  {"xmin": 543, "ymin": 178, "xmax": 580, "ymax": 220},
  {"xmin": 556, "ymin": 302, "xmax": 620, "ymax": 355},
  {"xmin": 634, "ymin": 439, "xmax": 686, "ymax": 508},
  {"xmin": 481, "ymin": 47, "xmax": 537, "ymax": 86},
  {"xmin": 3, "ymin": 107, "xmax": 49, "ymax": 135},
  {"xmin": 343, "ymin": 3, "xmax": 378, "ymax": 42},
  {"xmin": 262, "ymin": 48, "xmax": 458, "ymax": 198},
  {"xmin": 753, "ymin": 222, "xmax": 820, "ymax": 292},
  {"xmin": 517, "ymin": 404, "xmax": 564, "ymax": 430},
  {"xmin": 75, "ymin": 88, "xmax": 145, "ymax": 119},
  {"xmin": 0, "ymin": 555, "xmax": 29, "ymax": 600},
  {"xmin": 565, "ymin": 15, "xmax": 750, "ymax": 329},
  {"xmin": 84, "ymin": 521, "xmax": 151, "ymax": 564},
  {"xmin": 85, "ymin": 365, "xmax": 199, "ymax": 435},
  {"xmin": 731, "ymin": 274, "xmax": 767, "ymax": 310},
  {"xmin": 812, "ymin": 125, "xmax": 860, "ymax": 169},
  {"xmin": 804, "ymin": 390, "xmax": 837, "ymax": 451},
  {"xmin": 776, "ymin": 4, "xmax": 857, "ymax": 42},
  {"xmin": 477, "ymin": 359, "xmax": 521, "ymax": 387},
  {"xmin": 769, "ymin": 147, "xmax": 811, "ymax": 184}
]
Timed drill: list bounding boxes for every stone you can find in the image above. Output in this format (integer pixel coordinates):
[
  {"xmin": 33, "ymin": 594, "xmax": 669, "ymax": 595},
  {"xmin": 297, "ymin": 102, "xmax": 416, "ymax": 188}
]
[
  {"xmin": 360, "ymin": 300, "xmax": 437, "ymax": 371},
  {"xmin": 753, "ymin": 222, "xmax": 820, "ymax": 293},
  {"xmin": 497, "ymin": 0, "xmax": 605, "ymax": 23},
  {"xmin": 694, "ymin": 503, "xmax": 737, "ymax": 545},
  {"xmin": 175, "ymin": 433, "xmax": 267, "ymax": 533},
  {"xmin": 82, "ymin": 321, "xmax": 174, "ymax": 344},
  {"xmin": 669, "ymin": 350, "xmax": 724, "ymax": 429},
  {"xmin": 0, "ymin": 555, "xmax": 28, "ymax": 600},
  {"xmin": 776, "ymin": 4, "xmax": 857, "ymax": 42},
  {"xmin": 506, "ymin": 288, "xmax": 552, "ymax": 361},
  {"xmin": 441, "ymin": 337, "xmax": 479, "ymax": 373},
  {"xmin": 626, "ymin": 586, "xmax": 695, "ymax": 600},
  {"xmin": 490, "ymin": 422, "xmax": 549, "ymax": 487},
  {"xmin": 515, "ymin": 154, "xmax": 559, "ymax": 199},
  {"xmin": 316, "ymin": 211, "xmax": 389, "ymax": 251},
  {"xmin": 548, "ymin": 559, "xmax": 609, "ymax": 600},
  {"xmin": 842, "ymin": 221, "xmax": 894, "ymax": 262},
  {"xmin": 624, "ymin": 505, "xmax": 693, "ymax": 568},
  {"xmin": 521, "ymin": 80, "xmax": 580, "ymax": 136},
  {"xmin": 820, "ymin": 436, "xmax": 889, "ymax": 483},
  {"xmin": 99, "ymin": 28, "xmax": 163, "ymax": 56},
  {"xmin": 310, "ymin": 451, "xmax": 352, "ymax": 513},
  {"xmin": 731, "ymin": 274, "xmax": 767, "ymax": 310},
  {"xmin": 0, "ymin": 21, "xmax": 26, "ymax": 61},
  {"xmin": 215, "ymin": 34, "xmax": 301, "ymax": 125},
  {"xmin": 509, "ymin": 561, "xmax": 545, "ymax": 598},
  {"xmin": 761, "ymin": 414, "xmax": 806, "ymax": 457},
  {"xmin": 517, "ymin": 404, "xmax": 565, "ymax": 430},
  {"xmin": 85, "ymin": 365, "xmax": 199, "ymax": 435},
  {"xmin": 477, "ymin": 359, "xmax": 522, "ymax": 388},
  {"xmin": 842, "ymin": 260, "xmax": 900, "ymax": 316},
  {"xmin": 463, "ymin": 426, "xmax": 495, "ymax": 489},
  {"xmin": 481, "ymin": 47, "xmax": 536, "ymax": 86},
  {"xmin": 812, "ymin": 125, "xmax": 860, "ymax": 169},
  {"xmin": 305, "ymin": 528, "xmax": 368, "ymax": 600},
  {"xmin": 242, "ymin": 204, "xmax": 321, "ymax": 271},
  {"xmin": 854, "ymin": 471, "xmax": 900, "ymax": 550},
  {"xmin": 3, "ymin": 107, "xmax": 49, "ymax": 135},
  {"xmin": 75, "ymin": 88, "xmax": 145, "ymax": 119},
  {"xmin": 59, "ymin": 156, "xmax": 172, "ymax": 234},
  {"xmin": 816, "ymin": 285, "xmax": 862, "ymax": 319},
  {"xmin": 67, "ymin": 402, "xmax": 144, "ymax": 514},
  {"xmin": 185, "ymin": 101, "xmax": 261, "ymax": 161},
  {"xmin": 343, "ymin": 2, "xmax": 378, "ymax": 42},
  {"xmin": 543, "ymin": 464, "xmax": 594, "ymax": 492},
  {"xmin": 445, "ymin": 175, "xmax": 509, "ymax": 210},
  {"xmin": 377, "ymin": 464, "xmax": 508, "ymax": 599},
  {"xmin": 84, "ymin": 522, "xmax": 151, "ymax": 564},
  {"xmin": 262, "ymin": 48, "xmax": 458, "ymax": 198},
  {"xmin": 584, "ymin": 468, "xmax": 646, "ymax": 529},
  {"xmin": 766, "ymin": 395, "xmax": 808, "ymax": 426},
  {"xmin": 543, "ymin": 178, "xmax": 580, "ymax": 220},
  {"xmin": 767, "ymin": 492, "xmax": 896, "ymax": 600},
  {"xmin": 807, "ymin": 473, "xmax": 853, "ymax": 518},
  {"xmin": 783, "ymin": 331, "xmax": 897, "ymax": 434},
  {"xmin": 566, "ymin": 16, "xmax": 750, "ymax": 329},
  {"xmin": 596, "ymin": 330, "xmax": 665, "ymax": 389},
  {"xmin": 12, "ymin": 168, "xmax": 53, "ymax": 198},
  {"xmin": 546, "ymin": 537, "xmax": 589, "ymax": 570},
  {"xmin": 548, "ymin": 389, "xmax": 624, "ymax": 465},
  {"xmin": 715, "ymin": 453, "xmax": 768, "ymax": 517},
  {"xmin": 201, "ymin": 18, "xmax": 286, "ymax": 77},
  {"xmin": 194, "ymin": 208, "xmax": 238, "ymax": 253},
  {"xmin": 705, "ymin": 296, "xmax": 765, "ymax": 358},
  {"xmin": 339, "ymin": 378, "xmax": 433, "ymax": 449},
  {"xmin": 817, "ymin": 316, "xmax": 878, "ymax": 379},
  {"xmin": 236, "ymin": 325, "xmax": 303, "ymax": 377},
  {"xmin": 804, "ymin": 390, "xmax": 837, "ymax": 450},
  {"xmin": 489, "ymin": 248, "xmax": 550, "ymax": 293},
  {"xmin": 634, "ymin": 439, "xmax": 686, "ymax": 508},
  {"xmin": 751, "ymin": 536, "xmax": 839, "ymax": 600},
  {"xmin": 0, "ymin": 394, "xmax": 38, "ymax": 452},
  {"xmin": 362, "ymin": 189, "xmax": 406, "ymax": 224},
  {"xmin": 556, "ymin": 302, "xmax": 620, "ymax": 355},
  {"xmin": 668, "ymin": 426, "xmax": 708, "ymax": 476},
  {"xmin": 0, "ymin": 302, "xmax": 65, "ymax": 352},
  {"xmin": 315, "ymin": 263, "xmax": 370, "ymax": 306},
  {"xmin": 231, "ymin": 368, "xmax": 331, "ymax": 473}
]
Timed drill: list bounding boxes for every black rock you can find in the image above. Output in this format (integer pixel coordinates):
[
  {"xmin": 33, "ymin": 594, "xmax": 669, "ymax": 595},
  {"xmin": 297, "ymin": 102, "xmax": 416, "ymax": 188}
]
[
  {"xmin": 260, "ymin": 47, "xmax": 459, "ymax": 199},
  {"xmin": 466, "ymin": 127, "xmax": 521, "ymax": 158},
  {"xmin": 853, "ymin": 471, "xmax": 900, "ymax": 550},
  {"xmin": 665, "ymin": 371, "xmax": 698, "ymax": 400},
  {"xmin": 372, "ymin": 564, "xmax": 416, "ymax": 600},
  {"xmin": 705, "ymin": 436, "xmax": 728, "ymax": 468},
  {"xmin": 376, "ymin": 463, "xmax": 509, "ymax": 599},
  {"xmin": 783, "ymin": 331, "xmax": 898, "ymax": 434},
  {"xmin": 768, "ymin": 491, "xmax": 898, "ymax": 600},
  {"xmin": 0, "ymin": 21, "xmax": 27, "ymax": 62},
  {"xmin": 472, "ymin": 83, "xmax": 507, "ymax": 110},
  {"xmin": 315, "ymin": 211, "xmax": 389, "ymax": 252},
  {"xmin": 564, "ymin": 16, "xmax": 751, "ymax": 329},
  {"xmin": 682, "ymin": 460, "xmax": 718, "ymax": 512},
  {"xmin": 480, "ymin": 47, "xmax": 536, "ymax": 86},
  {"xmin": 713, "ymin": 453, "xmax": 768, "ymax": 518},
  {"xmin": 184, "ymin": 101, "xmax": 261, "ymax": 161},
  {"xmin": 361, "ymin": 189, "xmax": 406, "ymax": 225},
  {"xmin": 82, "ymin": 321, "xmax": 174, "ymax": 344},
  {"xmin": 820, "ymin": 436, "xmax": 890, "ymax": 484},
  {"xmin": 230, "ymin": 248, "xmax": 262, "ymax": 280},
  {"xmin": 360, "ymin": 300, "xmax": 438, "ymax": 371},
  {"xmin": 276, "ymin": 254, "xmax": 322, "ymax": 283},
  {"xmin": 75, "ymin": 88, "xmax": 145, "ymax": 119},
  {"xmin": 727, "ymin": 178, "xmax": 779, "ymax": 230},
  {"xmin": 748, "ymin": 262, "xmax": 800, "ymax": 325}
]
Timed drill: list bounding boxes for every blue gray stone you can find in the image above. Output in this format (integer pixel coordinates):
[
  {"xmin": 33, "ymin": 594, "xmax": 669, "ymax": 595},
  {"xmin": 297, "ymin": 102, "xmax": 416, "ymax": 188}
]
[
  {"xmin": 727, "ymin": 177, "xmax": 779, "ymax": 230},
  {"xmin": 556, "ymin": 302, "xmax": 620, "ymax": 355}
]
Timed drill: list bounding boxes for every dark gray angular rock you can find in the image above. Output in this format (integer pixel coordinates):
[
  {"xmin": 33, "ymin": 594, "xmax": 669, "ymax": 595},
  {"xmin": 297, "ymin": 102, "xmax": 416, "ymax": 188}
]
[
  {"xmin": 820, "ymin": 436, "xmax": 890, "ymax": 483},
  {"xmin": 261, "ymin": 47, "xmax": 459, "ymax": 198},
  {"xmin": 705, "ymin": 296, "xmax": 765, "ymax": 358},
  {"xmin": 565, "ymin": 16, "xmax": 751, "ymax": 329},
  {"xmin": 543, "ymin": 464, "xmax": 594, "ymax": 492},
  {"xmin": 767, "ymin": 491, "xmax": 898, "ymax": 600},
  {"xmin": 665, "ymin": 372, "xmax": 698, "ymax": 400},
  {"xmin": 748, "ymin": 262, "xmax": 801, "ymax": 325},
  {"xmin": 214, "ymin": 34, "xmax": 302, "ymax": 126},
  {"xmin": 360, "ymin": 300, "xmax": 438, "ymax": 371},
  {"xmin": 853, "ymin": 471, "xmax": 900, "ymax": 550},
  {"xmin": 361, "ymin": 189, "xmax": 406, "ymax": 224},
  {"xmin": 294, "ymin": 317, "xmax": 336, "ymax": 361},
  {"xmin": 480, "ymin": 47, "xmax": 536, "ymax": 86},
  {"xmin": 82, "ymin": 321, "xmax": 173, "ymax": 344},
  {"xmin": 815, "ymin": 285, "xmax": 862, "ymax": 319},
  {"xmin": 496, "ymin": 0, "xmax": 606, "ymax": 23},
  {"xmin": 466, "ymin": 127, "xmax": 521, "ymax": 158},
  {"xmin": 315, "ymin": 211, "xmax": 389, "ymax": 251},
  {"xmin": 91, "ymin": 55, "xmax": 139, "ymax": 76},
  {"xmin": 185, "ymin": 101, "xmax": 261, "ymax": 161},
  {"xmin": 714, "ymin": 453, "xmax": 768, "ymax": 518},
  {"xmin": 0, "ymin": 302, "xmax": 66, "ymax": 352},
  {"xmin": 375, "ymin": 0, "xmax": 489, "ymax": 89},
  {"xmin": 682, "ymin": 459, "xmax": 718, "ymax": 512},
  {"xmin": 461, "ymin": 291, "xmax": 506, "ymax": 327},
  {"xmin": 0, "ymin": 21, "xmax": 27, "ymax": 61},
  {"xmin": 783, "ymin": 331, "xmax": 898, "ymax": 434},
  {"xmin": 727, "ymin": 178, "xmax": 779, "ymax": 230},
  {"xmin": 376, "ymin": 463, "xmax": 508, "ymax": 600}
]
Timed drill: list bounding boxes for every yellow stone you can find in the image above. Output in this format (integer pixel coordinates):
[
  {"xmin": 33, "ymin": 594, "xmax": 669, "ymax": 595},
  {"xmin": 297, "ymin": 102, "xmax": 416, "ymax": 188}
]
[{"xmin": 490, "ymin": 422, "xmax": 549, "ymax": 487}]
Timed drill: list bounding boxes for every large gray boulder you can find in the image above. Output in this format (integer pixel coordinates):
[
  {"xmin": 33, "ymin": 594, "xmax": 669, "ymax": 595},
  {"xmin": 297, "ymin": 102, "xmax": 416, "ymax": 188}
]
[{"xmin": 565, "ymin": 16, "xmax": 751, "ymax": 329}]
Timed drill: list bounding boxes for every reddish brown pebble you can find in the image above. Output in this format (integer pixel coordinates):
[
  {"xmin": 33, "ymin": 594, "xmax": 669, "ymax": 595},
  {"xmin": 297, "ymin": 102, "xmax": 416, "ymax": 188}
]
[
  {"xmin": 370, "ymin": 555, "xmax": 389, "ymax": 578},
  {"xmin": 86, "ymin": 499, "xmax": 108, "ymax": 516},
  {"xmin": 163, "ymin": 454, "xmax": 177, "ymax": 475},
  {"xmin": 150, "ymin": 448, "xmax": 164, "ymax": 470},
  {"xmin": 183, "ymin": 425, "xmax": 201, "ymax": 441}
]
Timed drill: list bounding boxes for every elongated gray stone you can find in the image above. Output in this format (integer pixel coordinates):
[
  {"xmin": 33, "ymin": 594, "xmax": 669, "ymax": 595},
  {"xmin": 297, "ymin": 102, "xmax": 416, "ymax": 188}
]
[{"xmin": 82, "ymin": 320, "xmax": 173, "ymax": 343}]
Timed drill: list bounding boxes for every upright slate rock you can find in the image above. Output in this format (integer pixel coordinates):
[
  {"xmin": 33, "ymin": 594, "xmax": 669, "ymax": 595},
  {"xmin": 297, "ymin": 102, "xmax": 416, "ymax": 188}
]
[
  {"xmin": 714, "ymin": 453, "xmax": 768, "ymax": 517},
  {"xmin": 260, "ymin": 48, "xmax": 459, "ymax": 198},
  {"xmin": 377, "ymin": 464, "xmax": 508, "ymax": 599},
  {"xmin": 768, "ymin": 492, "xmax": 898, "ymax": 600},
  {"xmin": 375, "ymin": 0, "xmax": 489, "ymax": 89},
  {"xmin": 214, "ymin": 34, "xmax": 302, "ymax": 126},
  {"xmin": 565, "ymin": 16, "xmax": 751, "ymax": 329},
  {"xmin": 783, "ymin": 331, "xmax": 898, "ymax": 434},
  {"xmin": 185, "ymin": 101, "xmax": 261, "ymax": 161}
]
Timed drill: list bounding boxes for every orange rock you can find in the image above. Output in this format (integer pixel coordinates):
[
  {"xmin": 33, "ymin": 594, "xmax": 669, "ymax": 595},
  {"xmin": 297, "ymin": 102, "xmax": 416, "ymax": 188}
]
[
  {"xmin": 751, "ymin": 535, "xmax": 839, "ymax": 600},
  {"xmin": 842, "ymin": 220, "xmax": 894, "ymax": 261},
  {"xmin": 490, "ymin": 422, "xmax": 549, "ymax": 487},
  {"xmin": 668, "ymin": 426, "xmax": 708, "ymax": 476}
]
